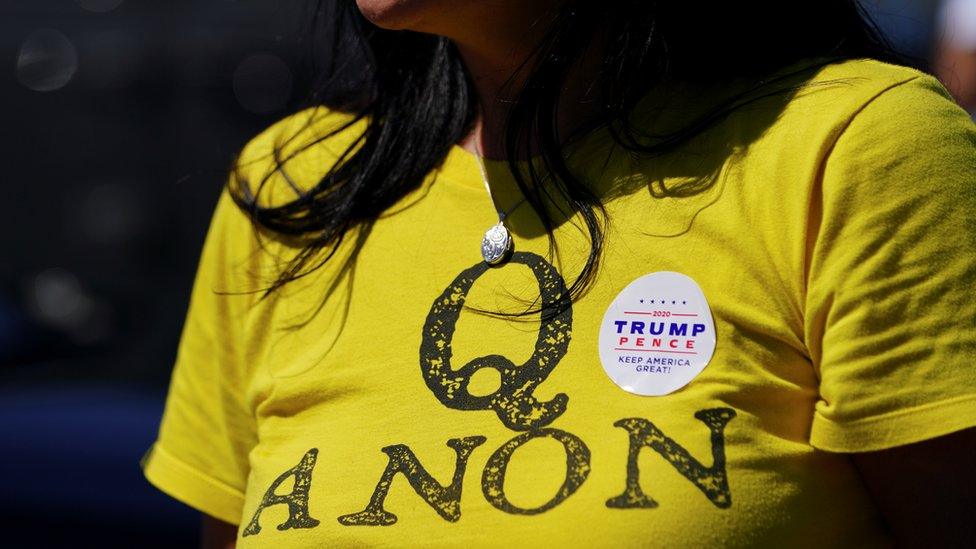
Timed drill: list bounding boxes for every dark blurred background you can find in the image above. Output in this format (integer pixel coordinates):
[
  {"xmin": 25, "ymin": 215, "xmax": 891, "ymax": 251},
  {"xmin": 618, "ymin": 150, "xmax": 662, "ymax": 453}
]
[{"xmin": 0, "ymin": 0, "xmax": 971, "ymax": 547}]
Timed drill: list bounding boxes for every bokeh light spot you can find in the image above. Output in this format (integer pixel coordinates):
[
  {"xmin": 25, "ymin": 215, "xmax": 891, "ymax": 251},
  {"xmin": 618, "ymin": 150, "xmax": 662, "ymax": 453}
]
[
  {"xmin": 27, "ymin": 268, "xmax": 89, "ymax": 328},
  {"xmin": 16, "ymin": 29, "xmax": 79, "ymax": 92}
]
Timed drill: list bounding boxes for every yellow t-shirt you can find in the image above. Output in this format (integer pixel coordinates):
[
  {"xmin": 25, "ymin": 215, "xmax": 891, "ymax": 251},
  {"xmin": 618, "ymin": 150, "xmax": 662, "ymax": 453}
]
[{"xmin": 143, "ymin": 57, "xmax": 976, "ymax": 547}]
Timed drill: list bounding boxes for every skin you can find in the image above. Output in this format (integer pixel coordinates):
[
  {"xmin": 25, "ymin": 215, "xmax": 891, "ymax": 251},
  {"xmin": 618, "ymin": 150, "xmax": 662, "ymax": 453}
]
[
  {"xmin": 202, "ymin": 1, "xmax": 976, "ymax": 546},
  {"xmin": 358, "ymin": 0, "xmax": 604, "ymax": 159},
  {"xmin": 936, "ymin": 46, "xmax": 976, "ymax": 112},
  {"xmin": 201, "ymin": 517, "xmax": 237, "ymax": 549},
  {"xmin": 851, "ymin": 428, "xmax": 976, "ymax": 547}
]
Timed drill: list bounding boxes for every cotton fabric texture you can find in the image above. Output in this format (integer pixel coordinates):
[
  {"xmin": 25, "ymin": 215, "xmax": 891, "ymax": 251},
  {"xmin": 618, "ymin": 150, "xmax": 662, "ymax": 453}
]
[{"xmin": 143, "ymin": 58, "xmax": 976, "ymax": 547}]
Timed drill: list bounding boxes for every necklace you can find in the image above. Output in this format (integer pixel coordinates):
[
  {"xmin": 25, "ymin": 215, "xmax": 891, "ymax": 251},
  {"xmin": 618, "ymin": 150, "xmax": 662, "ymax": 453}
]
[{"xmin": 474, "ymin": 151, "xmax": 527, "ymax": 265}]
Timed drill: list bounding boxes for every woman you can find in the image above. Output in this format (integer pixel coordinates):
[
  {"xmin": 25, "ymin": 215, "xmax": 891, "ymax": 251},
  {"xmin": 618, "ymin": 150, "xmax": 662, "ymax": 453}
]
[{"xmin": 143, "ymin": 0, "xmax": 976, "ymax": 547}]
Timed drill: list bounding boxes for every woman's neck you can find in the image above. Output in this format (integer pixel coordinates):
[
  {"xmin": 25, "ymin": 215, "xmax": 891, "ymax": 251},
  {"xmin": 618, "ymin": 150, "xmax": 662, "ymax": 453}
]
[{"xmin": 447, "ymin": 5, "xmax": 605, "ymax": 160}]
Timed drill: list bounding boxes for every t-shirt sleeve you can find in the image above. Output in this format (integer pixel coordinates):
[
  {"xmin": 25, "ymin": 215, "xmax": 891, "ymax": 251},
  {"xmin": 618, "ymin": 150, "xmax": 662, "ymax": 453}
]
[
  {"xmin": 805, "ymin": 73, "xmax": 976, "ymax": 453},
  {"xmin": 142, "ymin": 186, "xmax": 262, "ymax": 524}
]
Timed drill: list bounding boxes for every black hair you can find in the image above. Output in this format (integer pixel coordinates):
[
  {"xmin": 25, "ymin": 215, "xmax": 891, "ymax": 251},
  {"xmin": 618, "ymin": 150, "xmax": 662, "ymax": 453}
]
[{"xmin": 230, "ymin": 0, "xmax": 916, "ymax": 310}]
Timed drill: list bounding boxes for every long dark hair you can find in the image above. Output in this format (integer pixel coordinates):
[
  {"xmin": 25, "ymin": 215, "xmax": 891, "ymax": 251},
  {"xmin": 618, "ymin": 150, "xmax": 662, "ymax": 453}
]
[{"xmin": 231, "ymin": 0, "xmax": 914, "ymax": 308}]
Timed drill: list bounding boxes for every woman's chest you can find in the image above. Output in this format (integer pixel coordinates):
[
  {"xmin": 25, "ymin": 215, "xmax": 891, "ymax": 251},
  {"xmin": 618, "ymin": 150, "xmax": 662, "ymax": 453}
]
[{"xmin": 236, "ymin": 230, "xmax": 884, "ymax": 547}]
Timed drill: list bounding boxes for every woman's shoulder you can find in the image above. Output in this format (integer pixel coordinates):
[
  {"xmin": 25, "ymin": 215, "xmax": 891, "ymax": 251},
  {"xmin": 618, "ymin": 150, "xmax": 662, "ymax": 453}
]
[
  {"xmin": 779, "ymin": 57, "xmax": 961, "ymax": 130},
  {"xmin": 795, "ymin": 57, "xmax": 974, "ymax": 171},
  {"xmin": 807, "ymin": 56, "xmax": 928, "ymax": 87},
  {"xmin": 731, "ymin": 57, "xmax": 974, "ymax": 180},
  {"xmin": 232, "ymin": 105, "xmax": 366, "ymax": 207},
  {"xmin": 627, "ymin": 57, "xmax": 958, "ymax": 162},
  {"xmin": 202, "ymin": 106, "xmax": 366, "ymax": 281}
]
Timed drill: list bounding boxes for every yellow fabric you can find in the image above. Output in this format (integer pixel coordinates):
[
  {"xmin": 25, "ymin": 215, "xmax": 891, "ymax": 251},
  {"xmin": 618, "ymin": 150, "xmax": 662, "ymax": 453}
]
[{"xmin": 143, "ymin": 58, "xmax": 976, "ymax": 547}]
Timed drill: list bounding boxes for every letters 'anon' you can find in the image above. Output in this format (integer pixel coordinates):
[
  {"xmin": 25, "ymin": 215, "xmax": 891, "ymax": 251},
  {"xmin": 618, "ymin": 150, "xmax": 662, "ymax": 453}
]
[
  {"xmin": 419, "ymin": 252, "xmax": 573, "ymax": 432},
  {"xmin": 246, "ymin": 407, "xmax": 738, "ymax": 534}
]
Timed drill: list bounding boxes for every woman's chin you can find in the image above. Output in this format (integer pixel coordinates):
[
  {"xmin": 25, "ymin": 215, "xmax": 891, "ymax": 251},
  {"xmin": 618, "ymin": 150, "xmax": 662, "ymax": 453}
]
[{"xmin": 355, "ymin": 0, "xmax": 430, "ymax": 31}]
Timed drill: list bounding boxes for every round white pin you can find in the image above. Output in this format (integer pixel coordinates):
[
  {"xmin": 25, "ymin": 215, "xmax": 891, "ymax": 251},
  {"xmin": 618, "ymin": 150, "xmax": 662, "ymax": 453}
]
[{"xmin": 598, "ymin": 272, "xmax": 716, "ymax": 396}]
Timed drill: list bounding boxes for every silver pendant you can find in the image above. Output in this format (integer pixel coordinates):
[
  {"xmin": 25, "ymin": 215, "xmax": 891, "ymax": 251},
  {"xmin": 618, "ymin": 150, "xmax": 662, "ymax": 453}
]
[{"xmin": 481, "ymin": 222, "xmax": 513, "ymax": 265}]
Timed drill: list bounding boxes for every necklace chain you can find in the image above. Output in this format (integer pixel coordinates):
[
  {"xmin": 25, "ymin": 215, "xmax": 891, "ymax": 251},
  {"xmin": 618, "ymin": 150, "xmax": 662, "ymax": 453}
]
[
  {"xmin": 474, "ymin": 148, "xmax": 525, "ymax": 265},
  {"xmin": 474, "ymin": 151, "xmax": 527, "ymax": 222}
]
